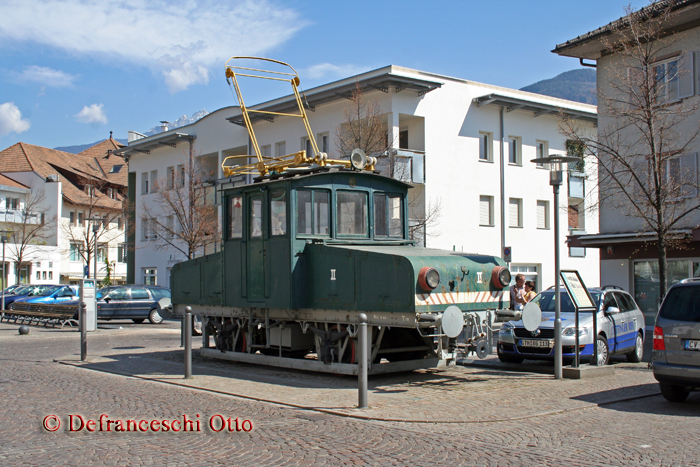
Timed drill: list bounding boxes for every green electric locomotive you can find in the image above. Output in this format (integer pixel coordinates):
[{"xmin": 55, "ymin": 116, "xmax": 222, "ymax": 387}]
[{"xmin": 169, "ymin": 58, "xmax": 511, "ymax": 374}]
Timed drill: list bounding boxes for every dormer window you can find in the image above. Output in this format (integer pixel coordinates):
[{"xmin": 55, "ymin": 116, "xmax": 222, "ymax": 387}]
[
  {"xmin": 85, "ymin": 184, "xmax": 95, "ymax": 197},
  {"xmin": 109, "ymin": 164, "xmax": 123, "ymax": 173}
]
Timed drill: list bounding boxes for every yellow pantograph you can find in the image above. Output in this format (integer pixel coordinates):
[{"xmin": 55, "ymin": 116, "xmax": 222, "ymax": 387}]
[{"xmin": 221, "ymin": 57, "xmax": 376, "ymax": 177}]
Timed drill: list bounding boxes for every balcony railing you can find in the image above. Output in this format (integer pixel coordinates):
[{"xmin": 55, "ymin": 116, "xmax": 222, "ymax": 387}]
[
  {"xmin": 375, "ymin": 148, "xmax": 425, "ymax": 184},
  {"xmin": 0, "ymin": 210, "xmax": 42, "ymax": 225}
]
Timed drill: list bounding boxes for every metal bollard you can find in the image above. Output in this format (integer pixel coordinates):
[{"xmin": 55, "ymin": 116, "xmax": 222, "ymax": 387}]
[
  {"xmin": 80, "ymin": 301, "xmax": 87, "ymax": 361},
  {"xmin": 184, "ymin": 306, "xmax": 192, "ymax": 379},
  {"xmin": 358, "ymin": 313, "xmax": 368, "ymax": 409}
]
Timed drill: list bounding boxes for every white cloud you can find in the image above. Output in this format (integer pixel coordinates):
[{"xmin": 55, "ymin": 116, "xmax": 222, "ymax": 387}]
[
  {"xmin": 305, "ymin": 63, "xmax": 368, "ymax": 80},
  {"xmin": 0, "ymin": 102, "xmax": 30, "ymax": 136},
  {"xmin": 75, "ymin": 104, "xmax": 107, "ymax": 124},
  {"xmin": 0, "ymin": 0, "xmax": 307, "ymax": 93},
  {"xmin": 19, "ymin": 66, "xmax": 78, "ymax": 88}
]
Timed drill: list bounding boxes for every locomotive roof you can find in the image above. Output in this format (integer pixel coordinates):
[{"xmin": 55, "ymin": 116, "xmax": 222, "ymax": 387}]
[
  {"xmin": 320, "ymin": 243, "xmax": 485, "ymax": 258},
  {"xmin": 218, "ymin": 166, "xmax": 413, "ymax": 191}
]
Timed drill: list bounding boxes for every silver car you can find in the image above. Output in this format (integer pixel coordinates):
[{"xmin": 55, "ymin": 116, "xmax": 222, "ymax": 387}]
[
  {"xmin": 497, "ymin": 287, "xmax": 645, "ymax": 365},
  {"xmin": 651, "ymin": 278, "xmax": 700, "ymax": 402}
]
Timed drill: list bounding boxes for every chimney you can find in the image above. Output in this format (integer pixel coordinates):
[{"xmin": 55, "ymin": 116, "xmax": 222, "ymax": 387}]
[{"xmin": 160, "ymin": 121, "xmax": 169, "ymax": 133}]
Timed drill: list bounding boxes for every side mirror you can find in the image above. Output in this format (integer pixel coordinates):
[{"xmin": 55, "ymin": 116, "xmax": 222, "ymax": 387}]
[{"xmin": 606, "ymin": 306, "xmax": 620, "ymax": 314}]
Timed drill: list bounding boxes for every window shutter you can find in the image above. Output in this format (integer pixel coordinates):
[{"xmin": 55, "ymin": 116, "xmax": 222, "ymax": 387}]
[
  {"xmin": 681, "ymin": 152, "xmax": 698, "ymax": 198},
  {"xmin": 679, "ymin": 52, "xmax": 694, "ymax": 99},
  {"xmin": 536, "ymin": 201, "xmax": 547, "ymax": 229},
  {"xmin": 509, "ymin": 199, "xmax": 519, "ymax": 227},
  {"xmin": 480, "ymin": 196, "xmax": 491, "ymax": 225}
]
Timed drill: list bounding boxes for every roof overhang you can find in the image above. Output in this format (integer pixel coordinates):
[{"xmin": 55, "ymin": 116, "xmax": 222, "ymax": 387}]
[
  {"xmin": 472, "ymin": 94, "xmax": 597, "ymax": 124},
  {"xmin": 568, "ymin": 228, "xmax": 700, "ymax": 247},
  {"xmin": 553, "ymin": 0, "xmax": 700, "ymax": 60},
  {"xmin": 227, "ymin": 72, "xmax": 442, "ymax": 126},
  {"xmin": 112, "ymin": 132, "xmax": 196, "ymax": 161}
]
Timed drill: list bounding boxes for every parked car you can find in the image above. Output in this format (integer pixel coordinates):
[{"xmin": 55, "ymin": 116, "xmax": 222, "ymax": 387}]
[
  {"xmin": 651, "ymin": 278, "xmax": 700, "ymax": 402},
  {"xmin": 3, "ymin": 284, "xmax": 56, "ymax": 309},
  {"xmin": 96, "ymin": 285, "xmax": 171, "ymax": 324},
  {"xmin": 11, "ymin": 285, "xmax": 79, "ymax": 307},
  {"xmin": 497, "ymin": 286, "xmax": 645, "ymax": 365},
  {"xmin": 1, "ymin": 284, "xmax": 23, "ymax": 296}
]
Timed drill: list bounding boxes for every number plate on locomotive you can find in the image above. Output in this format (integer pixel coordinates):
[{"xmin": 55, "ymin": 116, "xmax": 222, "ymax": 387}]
[{"xmin": 520, "ymin": 339, "xmax": 554, "ymax": 348}]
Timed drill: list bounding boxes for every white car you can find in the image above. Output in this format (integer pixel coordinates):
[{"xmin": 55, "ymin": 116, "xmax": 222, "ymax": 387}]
[{"xmin": 497, "ymin": 286, "xmax": 645, "ymax": 365}]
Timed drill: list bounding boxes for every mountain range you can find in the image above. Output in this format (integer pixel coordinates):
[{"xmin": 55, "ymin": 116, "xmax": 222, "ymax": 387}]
[{"xmin": 55, "ymin": 69, "xmax": 597, "ymax": 153}]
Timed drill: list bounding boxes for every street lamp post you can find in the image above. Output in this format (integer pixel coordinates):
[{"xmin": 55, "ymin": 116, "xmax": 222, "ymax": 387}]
[
  {"xmin": 1, "ymin": 232, "xmax": 9, "ymax": 314},
  {"xmin": 531, "ymin": 154, "xmax": 580, "ymax": 380}
]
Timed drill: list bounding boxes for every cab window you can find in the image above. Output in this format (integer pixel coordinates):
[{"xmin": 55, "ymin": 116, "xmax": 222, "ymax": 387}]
[
  {"xmin": 337, "ymin": 191, "xmax": 368, "ymax": 237},
  {"xmin": 297, "ymin": 189, "xmax": 330, "ymax": 236},
  {"xmin": 227, "ymin": 196, "xmax": 243, "ymax": 239},
  {"xmin": 374, "ymin": 193, "xmax": 403, "ymax": 238},
  {"xmin": 270, "ymin": 189, "xmax": 287, "ymax": 236},
  {"xmin": 250, "ymin": 197, "xmax": 262, "ymax": 238}
]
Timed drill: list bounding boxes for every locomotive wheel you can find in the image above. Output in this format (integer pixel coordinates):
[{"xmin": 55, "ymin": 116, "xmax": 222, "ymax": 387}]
[{"xmin": 330, "ymin": 325, "xmax": 355, "ymax": 364}]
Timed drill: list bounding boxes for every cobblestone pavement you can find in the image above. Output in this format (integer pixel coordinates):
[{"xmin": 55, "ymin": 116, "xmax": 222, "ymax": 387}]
[{"xmin": 1, "ymin": 320, "xmax": 699, "ymax": 466}]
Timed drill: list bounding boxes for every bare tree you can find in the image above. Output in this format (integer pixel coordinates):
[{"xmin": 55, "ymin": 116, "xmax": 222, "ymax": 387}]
[
  {"xmin": 335, "ymin": 82, "xmax": 390, "ymax": 158},
  {"xmin": 4, "ymin": 189, "xmax": 56, "ymax": 283},
  {"xmin": 560, "ymin": 3, "xmax": 700, "ymax": 299},
  {"xmin": 142, "ymin": 152, "xmax": 218, "ymax": 260},
  {"xmin": 62, "ymin": 175, "xmax": 125, "ymax": 279}
]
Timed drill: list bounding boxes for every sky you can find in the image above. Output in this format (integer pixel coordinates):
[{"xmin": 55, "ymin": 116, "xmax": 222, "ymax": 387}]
[{"xmin": 0, "ymin": 0, "xmax": 651, "ymax": 150}]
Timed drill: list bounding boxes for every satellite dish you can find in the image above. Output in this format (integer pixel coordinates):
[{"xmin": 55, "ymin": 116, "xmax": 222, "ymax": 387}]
[
  {"xmin": 521, "ymin": 301, "xmax": 542, "ymax": 332},
  {"xmin": 442, "ymin": 305, "xmax": 464, "ymax": 338},
  {"xmin": 350, "ymin": 148, "xmax": 367, "ymax": 170},
  {"xmin": 157, "ymin": 297, "xmax": 173, "ymax": 320}
]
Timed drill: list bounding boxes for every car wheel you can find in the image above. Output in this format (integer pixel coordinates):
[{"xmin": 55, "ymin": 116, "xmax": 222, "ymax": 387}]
[
  {"xmin": 596, "ymin": 335, "xmax": 609, "ymax": 366},
  {"xmin": 659, "ymin": 383, "xmax": 690, "ymax": 402},
  {"xmin": 497, "ymin": 350, "xmax": 524, "ymax": 364},
  {"xmin": 132, "ymin": 319, "xmax": 145, "ymax": 324},
  {"xmin": 148, "ymin": 308, "xmax": 163, "ymax": 325},
  {"xmin": 627, "ymin": 332, "xmax": 644, "ymax": 363}
]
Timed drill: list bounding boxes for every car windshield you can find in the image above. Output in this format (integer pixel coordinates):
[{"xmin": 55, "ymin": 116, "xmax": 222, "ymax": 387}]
[
  {"xmin": 531, "ymin": 290, "xmax": 602, "ymax": 313},
  {"xmin": 37, "ymin": 285, "xmax": 61, "ymax": 296},
  {"xmin": 659, "ymin": 286, "xmax": 700, "ymax": 322},
  {"xmin": 12, "ymin": 286, "xmax": 31, "ymax": 295}
]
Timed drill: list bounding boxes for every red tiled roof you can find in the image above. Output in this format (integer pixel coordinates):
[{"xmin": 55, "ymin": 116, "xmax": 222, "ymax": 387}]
[
  {"xmin": 0, "ymin": 139, "xmax": 127, "ymax": 209},
  {"xmin": 0, "ymin": 174, "xmax": 29, "ymax": 190}
]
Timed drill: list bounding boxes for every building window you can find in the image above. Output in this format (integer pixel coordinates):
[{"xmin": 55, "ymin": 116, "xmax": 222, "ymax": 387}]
[
  {"xmin": 85, "ymin": 184, "xmax": 95, "ymax": 197},
  {"xmin": 69, "ymin": 243, "xmax": 81, "ymax": 262},
  {"xmin": 48, "ymin": 271, "xmax": 53, "ymax": 280},
  {"xmin": 141, "ymin": 172, "xmax": 149, "ymax": 195},
  {"xmin": 261, "ymin": 145, "xmax": 271, "ymax": 159},
  {"xmin": 69, "ymin": 211, "xmax": 76, "ymax": 226},
  {"xmin": 319, "ymin": 133, "xmax": 329, "ymax": 153},
  {"xmin": 568, "ymin": 201, "xmax": 585, "ymax": 231},
  {"xmin": 36, "ymin": 271, "xmax": 40, "ymax": 280},
  {"xmin": 78, "ymin": 212, "xmax": 84, "ymax": 227},
  {"xmin": 177, "ymin": 164, "xmax": 185, "ymax": 187},
  {"xmin": 536, "ymin": 140, "xmax": 548, "ymax": 168},
  {"xmin": 302, "ymin": 137, "xmax": 313, "ymax": 156},
  {"xmin": 536, "ymin": 200, "xmax": 549, "ymax": 229},
  {"xmin": 509, "ymin": 198, "xmax": 522, "ymax": 227},
  {"xmin": 166, "ymin": 215, "xmax": 175, "ymax": 238},
  {"xmin": 96, "ymin": 243, "xmax": 107, "ymax": 263},
  {"xmin": 42, "ymin": 271, "xmax": 46, "ymax": 280},
  {"xmin": 117, "ymin": 244, "xmax": 125, "ymax": 263},
  {"xmin": 510, "ymin": 265, "xmax": 540, "ymax": 293},
  {"xmin": 5, "ymin": 198, "xmax": 19, "ymax": 210},
  {"xmin": 150, "ymin": 170, "xmax": 158, "ymax": 193},
  {"xmin": 143, "ymin": 268, "xmax": 157, "ymax": 286},
  {"xmin": 566, "ymin": 140, "xmax": 585, "ymax": 173},
  {"xmin": 275, "ymin": 141, "xmax": 286, "ymax": 158},
  {"xmin": 166, "ymin": 166, "xmax": 174, "ymax": 189},
  {"xmin": 653, "ymin": 53, "xmax": 693, "ymax": 103},
  {"xmin": 479, "ymin": 195, "xmax": 494, "ymax": 226},
  {"xmin": 508, "ymin": 137, "xmax": 521, "ymax": 165},
  {"xmin": 117, "ymin": 217, "xmax": 124, "ymax": 230},
  {"xmin": 479, "ymin": 132, "xmax": 493, "ymax": 162},
  {"xmin": 664, "ymin": 153, "xmax": 699, "ymax": 199}
]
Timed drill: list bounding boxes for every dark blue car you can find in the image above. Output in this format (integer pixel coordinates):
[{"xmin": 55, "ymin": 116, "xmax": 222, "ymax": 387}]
[{"xmin": 11, "ymin": 285, "xmax": 79, "ymax": 307}]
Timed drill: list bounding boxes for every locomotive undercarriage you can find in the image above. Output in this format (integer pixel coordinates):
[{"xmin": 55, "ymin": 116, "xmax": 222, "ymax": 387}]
[{"xmin": 179, "ymin": 305, "xmax": 494, "ymax": 375}]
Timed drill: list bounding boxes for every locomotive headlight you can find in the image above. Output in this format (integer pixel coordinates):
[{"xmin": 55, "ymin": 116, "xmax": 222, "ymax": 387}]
[
  {"xmin": 418, "ymin": 267, "xmax": 440, "ymax": 291},
  {"xmin": 491, "ymin": 266, "xmax": 511, "ymax": 288}
]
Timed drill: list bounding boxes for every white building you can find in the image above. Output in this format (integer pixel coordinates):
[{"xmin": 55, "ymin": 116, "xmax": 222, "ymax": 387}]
[
  {"xmin": 554, "ymin": 0, "xmax": 700, "ymax": 323},
  {"xmin": 118, "ymin": 65, "xmax": 600, "ymax": 291},
  {"xmin": 0, "ymin": 139, "xmax": 128, "ymax": 285}
]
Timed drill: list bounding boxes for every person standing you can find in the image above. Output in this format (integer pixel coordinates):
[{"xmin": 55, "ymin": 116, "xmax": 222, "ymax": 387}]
[
  {"xmin": 523, "ymin": 280, "xmax": 536, "ymax": 304},
  {"xmin": 510, "ymin": 274, "xmax": 526, "ymax": 311}
]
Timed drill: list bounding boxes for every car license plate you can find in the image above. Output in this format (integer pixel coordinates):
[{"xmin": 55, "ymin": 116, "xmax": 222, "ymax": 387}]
[
  {"xmin": 520, "ymin": 339, "xmax": 553, "ymax": 348},
  {"xmin": 685, "ymin": 340, "xmax": 700, "ymax": 350}
]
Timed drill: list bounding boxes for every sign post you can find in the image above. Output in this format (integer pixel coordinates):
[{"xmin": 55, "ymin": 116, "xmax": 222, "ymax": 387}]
[
  {"xmin": 559, "ymin": 270, "xmax": 597, "ymax": 367},
  {"xmin": 503, "ymin": 246, "xmax": 512, "ymax": 264}
]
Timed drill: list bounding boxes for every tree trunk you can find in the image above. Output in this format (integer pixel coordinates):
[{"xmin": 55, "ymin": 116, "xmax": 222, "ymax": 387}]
[{"xmin": 657, "ymin": 233, "xmax": 668, "ymax": 307}]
